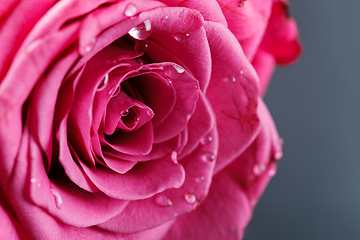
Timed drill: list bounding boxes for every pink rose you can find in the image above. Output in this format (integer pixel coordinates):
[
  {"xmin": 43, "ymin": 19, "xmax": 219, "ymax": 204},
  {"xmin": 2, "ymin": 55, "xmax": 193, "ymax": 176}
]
[{"xmin": 0, "ymin": 0, "xmax": 300, "ymax": 239}]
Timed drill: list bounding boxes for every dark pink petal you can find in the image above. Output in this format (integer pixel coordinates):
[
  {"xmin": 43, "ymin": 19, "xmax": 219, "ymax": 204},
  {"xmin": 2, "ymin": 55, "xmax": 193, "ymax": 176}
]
[
  {"xmin": 251, "ymin": 48, "xmax": 276, "ymax": 96},
  {"xmin": 80, "ymin": 156, "xmax": 185, "ymax": 200},
  {"xmin": 259, "ymin": 0, "xmax": 302, "ymax": 65},
  {"xmin": 216, "ymin": 0, "xmax": 273, "ymax": 61},
  {"xmin": 0, "ymin": 190, "xmax": 29, "ymax": 240},
  {"xmin": 128, "ymin": 72, "xmax": 176, "ymax": 129},
  {"xmin": 204, "ymin": 21, "xmax": 260, "ymax": 173},
  {"xmin": 98, "ymin": 126, "xmax": 218, "ymax": 233}
]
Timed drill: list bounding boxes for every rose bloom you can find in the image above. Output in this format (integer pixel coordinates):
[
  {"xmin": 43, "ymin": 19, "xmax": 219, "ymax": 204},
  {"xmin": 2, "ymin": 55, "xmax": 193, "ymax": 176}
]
[{"xmin": 0, "ymin": 0, "xmax": 300, "ymax": 239}]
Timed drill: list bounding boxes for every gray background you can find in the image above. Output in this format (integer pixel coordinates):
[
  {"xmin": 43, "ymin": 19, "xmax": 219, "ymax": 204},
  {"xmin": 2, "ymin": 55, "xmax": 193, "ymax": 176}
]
[{"xmin": 244, "ymin": 0, "xmax": 360, "ymax": 239}]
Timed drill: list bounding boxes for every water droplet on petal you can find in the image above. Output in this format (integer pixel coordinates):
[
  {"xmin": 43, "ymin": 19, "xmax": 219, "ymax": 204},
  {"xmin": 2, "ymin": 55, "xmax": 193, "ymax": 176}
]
[
  {"xmin": 154, "ymin": 195, "xmax": 173, "ymax": 207},
  {"xmin": 268, "ymin": 163, "xmax": 277, "ymax": 177},
  {"xmin": 253, "ymin": 162, "xmax": 266, "ymax": 176},
  {"xmin": 109, "ymin": 84, "xmax": 120, "ymax": 97},
  {"xmin": 172, "ymin": 65, "xmax": 185, "ymax": 74},
  {"xmin": 30, "ymin": 178, "xmax": 36, "ymax": 183},
  {"xmin": 250, "ymin": 199, "xmax": 256, "ymax": 208},
  {"xmin": 147, "ymin": 109, "xmax": 154, "ymax": 116},
  {"xmin": 202, "ymin": 152, "xmax": 215, "ymax": 162},
  {"xmin": 85, "ymin": 38, "xmax": 96, "ymax": 53},
  {"xmin": 185, "ymin": 33, "xmax": 190, "ymax": 37},
  {"xmin": 171, "ymin": 151, "xmax": 178, "ymax": 164},
  {"xmin": 98, "ymin": 73, "xmax": 109, "ymax": 91},
  {"xmin": 50, "ymin": 189, "xmax": 63, "ymax": 209},
  {"xmin": 195, "ymin": 176, "xmax": 205, "ymax": 183},
  {"xmin": 135, "ymin": 41, "xmax": 148, "ymax": 52},
  {"xmin": 230, "ymin": 76, "xmax": 236, "ymax": 82},
  {"xmin": 274, "ymin": 150, "xmax": 283, "ymax": 160},
  {"xmin": 184, "ymin": 193, "xmax": 196, "ymax": 204},
  {"xmin": 200, "ymin": 135, "xmax": 213, "ymax": 145},
  {"xmin": 128, "ymin": 20, "xmax": 152, "ymax": 40},
  {"xmin": 124, "ymin": 3, "xmax": 137, "ymax": 17},
  {"xmin": 240, "ymin": 69, "xmax": 245, "ymax": 75}
]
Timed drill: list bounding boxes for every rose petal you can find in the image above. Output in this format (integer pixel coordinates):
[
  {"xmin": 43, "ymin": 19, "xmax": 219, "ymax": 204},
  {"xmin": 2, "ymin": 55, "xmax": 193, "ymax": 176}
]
[
  {"xmin": 216, "ymin": 0, "xmax": 272, "ymax": 61},
  {"xmin": 162, "ymin": 170, "xmax": 251, "ymax": 240},
  {"xmin": 0, "ymin": 190, "xmax": 29, "ymax": 240},
  {"xmin": 97, "ymin": 126, "xmax": 218, "ymax": 233},
  {"xmin": 259, "ymin": 0, "xmax": 302, "ymax": 65},
  {"xmin": 204, "ymin": 21, "xmax": 260, "ymax": 173},
  {"xmin": 152, "ymin": 63, "xmax": 199, "ymax": 143},
  {"xmin": 251, "ymin": 48, "xmax": 276, "ymax": 96},
  {"xmin": 137, "ymin": 7, "xmax": 211, "ymax": 92},
  {"xmin": 79, "ymin": 156, "xmax": 185, "ymax": 200}
]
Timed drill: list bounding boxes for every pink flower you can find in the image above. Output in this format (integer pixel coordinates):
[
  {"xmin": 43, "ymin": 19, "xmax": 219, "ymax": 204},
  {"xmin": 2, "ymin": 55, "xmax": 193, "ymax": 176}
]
[{"xmin": 0, "ymin": 0, "xmax": 300, "ymax": 239}]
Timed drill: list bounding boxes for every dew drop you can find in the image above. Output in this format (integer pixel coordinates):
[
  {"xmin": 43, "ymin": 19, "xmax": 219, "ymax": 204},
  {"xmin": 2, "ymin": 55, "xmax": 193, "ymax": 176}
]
[
  {"xmin": 50, "ymin": 189, "xmax": 63, "ymax": 209},
  {"xmin": 124, "ymin": 3, "xmax": 137, "ymax": 17},
  {"xmin": 98, "ymin": 73, "xmax": 109, "ymax": 91},
  {"xmin": 200, "ymin": 135, "xmax": 213, "ymax": 145},
  {"xmin": 202, "ymin": 152, "xmax": 215, "ymax": 162},
  {"xmin": 240, "ymin": 69, "xmax": 245, "ymax": 75},
  {"xmin": 154, "ymin": 195, "xmax": 173, "ymax": 207},
  {"xmin": 173, "ymin": 65, "xmax": 185, "ymax": 73},
  {"xmin": 30, "ymin": 178, "xmax": 37, "ymax": 183},
  {"xmin": 230, "ymin": 76, "xmax": 236, "ymax": 82},
  {"xmin": 195, "ymin": 176, "xmax": 205, "ymax": 183},
  {"xmin": 274, "ymin": 150, "xmax": 283, "ymax": 160},
  {"xmin": 268, "ymin": 163, "xmax": 277, "ymax": 177},
  {"xmin": 171, "ymin": 151, "xmax": 178, "ymax": 164},
  {"xmin": 253, "ymin": 162, "xmax": 266, "ymax": 176},
  {"xmin": 135, "ymin": 41, "xmax": 148, "ymax": 52},
  {"xmin": 185, "ymin": 33, "xmax": 190, "ymax": 37},
  {"xmin": 85, "ymin": 38, "xmax": 96, "ymax": 53},
  {"xmin": 250, "ymin": 199, "xmax": 256, "ymax": 208},
  {"xmin": 128, "ymin": 20, "xmax": 152, "ymax": 40},
  {"xmin": 147, "ymin": 109, "xmax": 154, "ymax": 116},
  {"xmin": 109, "ymin": 84, "xmax": 120, "ymax": 97},
  {"xmin": 184, "ymin": 193, "xmax": 196, "ymax": 204}
]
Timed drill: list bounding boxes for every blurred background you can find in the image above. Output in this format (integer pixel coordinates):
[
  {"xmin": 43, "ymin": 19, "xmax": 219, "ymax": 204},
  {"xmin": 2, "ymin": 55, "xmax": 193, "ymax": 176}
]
[{"xmin": 244, "ymin": 0, "xmax": 360, "ymax": 239}]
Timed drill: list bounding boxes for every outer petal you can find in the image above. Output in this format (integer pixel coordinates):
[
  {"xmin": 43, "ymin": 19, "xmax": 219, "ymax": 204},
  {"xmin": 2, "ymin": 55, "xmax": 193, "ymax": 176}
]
[
  {"xmin": 204, "ymin": 21, "xmax": 260, "ymax": 173},
  {"xmin": 162, "ymin": 99, "xmax": 283, "ymax": 239},
  {"xmin": 259, "ymin": 0, "xmax": 302, "ymax": 65},
  {"xmin": 0, "ymin": 190, "xmax": 29, "ymax": 240},
  {"xmin": 216, "ymin": 0, "xmax": 272, "ymax": 61}
]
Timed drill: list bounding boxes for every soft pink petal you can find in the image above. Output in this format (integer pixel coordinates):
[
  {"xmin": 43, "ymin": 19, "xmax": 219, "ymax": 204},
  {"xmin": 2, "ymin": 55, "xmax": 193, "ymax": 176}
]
[{"xmin": 204, "ymin": 21, "xmax": 260, "ymax": 174}]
